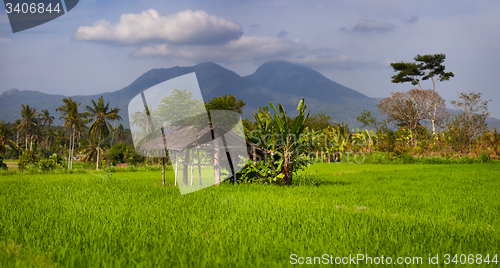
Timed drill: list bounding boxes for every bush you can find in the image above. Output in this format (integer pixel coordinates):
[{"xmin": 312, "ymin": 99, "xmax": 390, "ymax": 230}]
[
  {"xmin": 480, "ymin": 152, "xmax": 490, "ymax": 163},
  {"xmin": 109, "ymin": 143, "xmax": 128, "ymax": 165},
  {"xmin": 361, "ymin": 152, "xmax": 490, "ymax": 165},
  {"xmin": 400, "ymin": 154, "xmax": 415, "ymax": 164},
  {"xmin": 50, "ymin": 153, "xmax": 65, "ymax": 167},
  {"xmin": 124, "ymin": 146, "xmax": 145, "ymax": 165},
  {"xmin": 38, "ymin": 158, "xmax": 57, "ymax": 171},
  {"xmin": 0, "ymin": 160, "xmax": 7, "ymax": 171},
  {"xmin": 18, "ymin": 150, "xmax": 38, "ymax": 171}
]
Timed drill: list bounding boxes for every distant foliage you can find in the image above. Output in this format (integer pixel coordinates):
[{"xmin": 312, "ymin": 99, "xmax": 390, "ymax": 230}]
[
  {"xmin": 109, "ymin": 143, "xmax": 128, "ymax": 165},
  {"xmin": 448, "ymin": 92, "xmax": 491, "ymax": 153},
  {"xmin": 0, "ymin": 161, "xmax": 7, "ymax": 170},
  {"xmin": 18, "ymin": 150, "xmax": 38, "ymax": 171}
]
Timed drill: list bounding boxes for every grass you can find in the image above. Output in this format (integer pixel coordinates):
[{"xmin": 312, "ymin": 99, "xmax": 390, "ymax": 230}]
[{"xmin": 0, "ymin": 163, "xmax": 499, "ymax": 267}]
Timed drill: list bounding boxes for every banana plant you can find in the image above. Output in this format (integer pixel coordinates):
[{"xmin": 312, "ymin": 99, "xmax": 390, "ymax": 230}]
[
  {"xmin": 249, "ymin": 98, "xmax": 309, "ymax": 185},
  {"xmin": 353, "ymin": 128, "xmax": 378, "ymax": 152}
]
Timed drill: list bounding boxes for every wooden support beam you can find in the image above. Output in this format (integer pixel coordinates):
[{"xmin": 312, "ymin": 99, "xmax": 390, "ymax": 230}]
[
  {"xmin": 197, "ymin": 149, "xmax": 202, "ymax": 186},
  {"xmin": 190, "ymin": 149, "xmax": 194, "ymax": 186},
  {"xmin": 183, "ymin": 149, "xmax": 190, "ymax": 186},
  {"xmin": 174, "ymin": 152, "xmax": 178, "ymax": 186},
  {"xmin": 162, "ymin": 157, "xmax": 165, "ymax": 186}
]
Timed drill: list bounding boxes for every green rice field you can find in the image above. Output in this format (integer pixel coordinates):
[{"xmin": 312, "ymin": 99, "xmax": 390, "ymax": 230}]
[{"xmin": 1, "ymin": 163, "xmax": 499, "ymax": 267}]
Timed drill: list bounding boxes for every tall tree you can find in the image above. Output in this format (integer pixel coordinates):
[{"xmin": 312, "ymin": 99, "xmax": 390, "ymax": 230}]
[
  {"xmin": 86, "ymin": 96, "xmax": 121, "ymax": 170},
  {"xmin": 377, "ymin": 88, "xmax": 446, "ymax": 146},
  {"xmin": 448, "ymin": 92, "xmax": 491, "ymax": 152},
  {"xmin": 304, "ymin": 111, "xmax": 333, "ymax": 131},
  {"xmin": 391, "ymin": 53, "xmax": 454, "ymax": 134},
  {"xmin": 13, "ymin": 119, "xmax": 21, "ymax": 156},
  {"xmin": 20, "ymin": 104, "xmax": 39, "ymax": 151},
  {"xmin": 205, "ymin": 94, "xmax": 245, "ymax": 114},
  {"xmin": 0, "ymin": 120, "xmax": 16, "ymax": 161},
  {"xmin": 115, "ymin": 123, "xmax": 128, "ymax": 142},
  {"xmin": 39, "ymin": 109, "xmax": 54, "ymax": 150},
  {"xmin": 56, "ymin": 98, "xmax": 84, "ymax": 169},
  {"xmin": 40, "ymin": 109, "xmax": 54, "ymax": 127}
]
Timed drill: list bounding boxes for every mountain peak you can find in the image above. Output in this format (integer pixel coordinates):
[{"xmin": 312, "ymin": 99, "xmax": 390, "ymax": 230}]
[
  {"xmin": 195, "ymin": 61, "xmax": 222, "ymax": 68},
  {"xmin": 246, "ymin": 61, "xmax": 367, "ymax": 103},
  {"xmin": 2, "ymin": 88, "xmax": 20, "ymax": 96}
]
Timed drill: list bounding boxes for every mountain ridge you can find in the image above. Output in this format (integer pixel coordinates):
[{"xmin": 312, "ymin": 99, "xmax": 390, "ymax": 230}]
[{"xmin": 2, "ymin": 61, "xmax": 499, "ymax": 129}]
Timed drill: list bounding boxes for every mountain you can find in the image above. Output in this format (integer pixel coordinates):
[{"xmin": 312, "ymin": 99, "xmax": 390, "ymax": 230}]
[
  {"xmin": 2, "ymin": 61, "xmax": 498, "ymax": 129},
  {"xmin": 245, "ymin": 61, "xmax": 380, "ymax": 124},
  {"xmin": 246, "ymin": 61, "xmax": 367, "ymax": 103}
]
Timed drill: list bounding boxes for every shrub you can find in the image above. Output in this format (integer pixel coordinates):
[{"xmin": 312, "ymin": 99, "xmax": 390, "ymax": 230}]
[
  {"xmin": 38, "ymin": 158, "xmax": 57, "ymax": 171},
  {"xmin": 109, "ymin": 143, "xmax": 128, "ymax": 165},
  {"xmin": 18, "ymin": 150, "xmax": 38, "ymax": 171},
  {"xmin": 124, "ymin": 146, "xmax": 145, "ymax": 165},
  {"xmin": 49, "ymin": 153, "xmax": 65, "ymax": 166},
  {"xmin": 0, "ymin": 160, "xmax": 7, "ymax": 171},
  {"xmin": 480, "ymin": 152, "xmax": 490, "ymax": 163}
]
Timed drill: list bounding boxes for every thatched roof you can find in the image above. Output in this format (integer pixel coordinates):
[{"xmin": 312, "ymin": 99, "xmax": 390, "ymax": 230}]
[
  {"xmin": 138, "ymin": 124, "xmax": 268, "ymax": 159},
  {"xmin": 138, "ymin": 125, "xmax": 211, "ymax": 152},
  {"xmin": 138, "ymin": 124, "xmax": 247, "ymax": 152}
]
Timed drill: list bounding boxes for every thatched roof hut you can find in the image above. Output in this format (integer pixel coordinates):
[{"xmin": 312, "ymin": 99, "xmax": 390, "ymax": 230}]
[{"xmin": 137, "ymin": 123, "xmax": 269, "ymax": 187}]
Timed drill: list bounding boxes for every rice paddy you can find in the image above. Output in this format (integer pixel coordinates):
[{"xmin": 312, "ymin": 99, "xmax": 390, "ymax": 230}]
[{"xmin": 0, "ymin": 162, "xmax": 499, "ymax": 267}]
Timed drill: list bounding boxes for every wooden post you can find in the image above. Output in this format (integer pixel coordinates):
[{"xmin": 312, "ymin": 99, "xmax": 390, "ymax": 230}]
[
  {"xmin": 160, "ymin": 126, "xmax": 168, "ymax": 187},
  {"xmin": 214, "ymin": 138, "xmax": 220, "ymax": 185},
  {"xmin": 162, "ymin": 157, "xmax": 165, "ymax": 186},
  {"xmin": 220, "ymin": 134, "xmax": 236, "ymax": 184},
  {"xmin": 174, "ymin": 152, "xmax": 178, "ymax": 186},
  {"xmin": 183, "ymin": 149, "xmax": 190, "ymax": 186},
  {"xmin": 190, "ymin": 149, "xmax": 194, "ymax": 186},
  {"xmin": 197, "ymin": 148, "xmax": 202, "ymax": 186}
]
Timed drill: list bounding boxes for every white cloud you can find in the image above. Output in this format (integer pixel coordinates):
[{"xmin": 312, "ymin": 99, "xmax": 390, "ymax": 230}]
[
  {"xmin": 132, "ymin": 35, "xmax": 361, "ymax": 69},
  {"xmin": 74, "ymin": 9, "xmax": 365, "ymax": 70},
  {"xmin": 352, "ymin": 19, "xmax": 395, "ymax": 33},
  {"xmin": 0, "ymin": 38, "xmax": 10, "ymax": 44},
  {"xmin": 74, "ymin": 9, "xmax": 243, "ymax": 45},
  {"xmin": 132, "ymin": 35, "xmax": 294, "ymax": 61}
]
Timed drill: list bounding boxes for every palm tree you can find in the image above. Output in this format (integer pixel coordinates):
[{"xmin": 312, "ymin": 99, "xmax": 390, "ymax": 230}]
[
  {"xmin": 38, "ymin": 109, "xmax": 55, "ymax": 151},
  {"xmin": 40, "ymin": 109, "xmax": 54, "ymax": 127},
  {"xmin": 42, "ymin": 127, "xmax": 53, "ymax": 152},
  {"xmin": 0, "ymin": 121, "xmax": 16, "ymax": 161},
  {"xmin": 79, "ymin": 136, "xmax": 104, "ymax": 167},
  {"xmin": 13, "ymin": 119, "xmax": 22, "ymax": 156},
  {"xmin": 115, "ymin": 123, "xmax": 128, "ymax": 142},
  {"xmin": 85, "ymin": 96, "xmax": 121, "ymax": 170},
  {"xmin": 20, "ymin": 104, "xmax": 39, "ymax": 151},
  {"xmin": 56, "ymin": 98, "xmax": 85, "ymax": 169}
]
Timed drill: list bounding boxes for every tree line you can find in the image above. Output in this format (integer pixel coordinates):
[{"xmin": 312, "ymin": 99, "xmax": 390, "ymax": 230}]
[
  {"xmin": 1, "ymin": 53, "xmax": 499, "ymax": 184},
  {"xmin": 0, "ymin": 96, "xmax": 131, "ymax": 170}
]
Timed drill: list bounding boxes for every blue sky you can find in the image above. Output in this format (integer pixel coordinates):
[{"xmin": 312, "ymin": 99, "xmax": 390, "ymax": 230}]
[{"xmin": 1, "ymin": 0, "xmax": 500, "ymax": 118}]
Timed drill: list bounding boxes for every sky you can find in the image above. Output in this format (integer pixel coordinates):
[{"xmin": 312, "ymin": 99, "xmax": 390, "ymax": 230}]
[{"xmin": 1, "ymin": 0, "xmax": 500, "ymax": 118}]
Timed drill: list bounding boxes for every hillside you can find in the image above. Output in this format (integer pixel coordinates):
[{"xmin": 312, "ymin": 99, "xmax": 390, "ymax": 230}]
[{"xmin": 2, "ymin": 61, "xmax": 498, "ymax": 129}]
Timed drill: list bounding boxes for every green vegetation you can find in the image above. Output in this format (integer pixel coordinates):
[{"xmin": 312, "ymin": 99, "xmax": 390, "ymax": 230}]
[
  {"xmin": 1, "ymin": 163, "xmax": 499, "ymax": 267},
  {"xmin": 244, "ymin": 98, "xmax": 310, "ymax": 184},
  {"xmin": 1, "ymin": 54, "xmax": 499, "ymax": 266}
]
